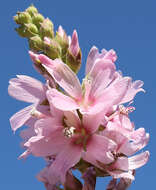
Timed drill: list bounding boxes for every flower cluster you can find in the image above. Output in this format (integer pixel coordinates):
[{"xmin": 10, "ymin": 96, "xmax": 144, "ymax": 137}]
[{"xmin": 9, "ymin": 5, "xmax": 149, "ymax": 190}]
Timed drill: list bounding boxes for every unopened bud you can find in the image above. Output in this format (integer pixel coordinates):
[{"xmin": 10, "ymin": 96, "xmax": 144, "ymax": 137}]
[
  {"xmin": 55, "ymin": 25, "xmax": 69, "ymax": 53},
  {"xmin": 14, "ymin": 12, "xmax": 32, "ymax": 24},
  {"xmin": 69, "ymin": 30, "xmax": 80, "ymax": 57},
  {"xmin": 44, "ymin": 38, "xmax": 61, "ymax": 59},
  {"xmin": 15, "ymin": 25, "xmax": 28, "ymax": 38},
  {"xmin": 32, "ymin": 13, "xmax": 44, "ymax": 27},
  {"xmin": 29, "ymin": 35, "xmax": 43, "ymax": 51},
  {"xmin": 25, "ymin": 23, "xmax": 39, "ymax": 36},
  {"xmin": 26, "ymin": 5, "xmax": 38, "ymax": 16},
  {"xmin": 66, "ymin": 30, "xmax": 81, "ymax": 73},
  {"xmin": 66, "ymin": 48, "xmax": 82, "ymax": 73},
  {"xmin": 40, "ymin": 18, "xmax": 54, "ymax": 38}
]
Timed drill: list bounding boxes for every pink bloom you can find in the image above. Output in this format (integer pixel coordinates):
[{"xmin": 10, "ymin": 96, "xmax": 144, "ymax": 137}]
[
  {"xmin": 36, "ymin": 47, "xmax": 142, "ymax": 115},
  {"xmin": 24, "ymin": 96, "xmax": 117, "ymax": 186},
  {"xmin": 8, "ymin": 75, "xmax": 49, "ymax": 132},
  {"xmin": 99, "ymin": 107, "xmax": 149, "ymax": 180}
]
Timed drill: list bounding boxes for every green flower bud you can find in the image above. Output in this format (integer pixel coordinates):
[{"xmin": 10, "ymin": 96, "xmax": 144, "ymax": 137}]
[
  {"xmin": 13, "ymin": 15, "xmax": 20, "ymax": 24},
  {"xmin": 44, "ymin": 39, "xmax": 61, "ymax": 59},
  {"xmin": 55, "ymin": 31, "xmax": 69, "ymax": 56},
  {"xmin": 15, "ymin": 12, "xmax": 32, "ymax": 24},
  {"xmin": 29, "ymin": 35, "xmax": 43, "ymax": 51},
  {"xmin": 25, "ymin": 23, "xmax": 39, "ymax": 36},
  {"xmin": 26, "ymin": 5, "xmax": 38, "ymax": 16},
  {"xmin": 40, "ymin": 18, "xmax": 54, "ymax": 38},
  {"xmin": 32, "ymin": 13, "xmax": 44, "ymax": 28},
  {"xmin": 15, "ymin": 25, "xmax": 28, "ymax": 37}
]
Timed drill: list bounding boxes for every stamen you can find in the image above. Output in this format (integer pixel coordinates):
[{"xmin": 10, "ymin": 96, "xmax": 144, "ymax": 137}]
[
  {"xmin": 119, "ymin": 105, "xmax": 135, "ymax": 115},
  {"xmin": 63, "ymin": 126, "xmax": 75, "ymax": 138},
  {"xmin": 30, "ymin": 107, "xmax": 45, "ymax": 118}
]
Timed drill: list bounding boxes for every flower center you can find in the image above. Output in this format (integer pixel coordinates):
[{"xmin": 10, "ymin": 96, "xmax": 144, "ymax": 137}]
[{"xmin": 63, "ymin": 126, "xmax": 76, "ymax": 138}]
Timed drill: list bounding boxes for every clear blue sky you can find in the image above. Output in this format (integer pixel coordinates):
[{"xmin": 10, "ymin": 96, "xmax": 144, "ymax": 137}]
[{"xmin": 1, "ymin": 0, "xmax": 155, "ymax": 189}]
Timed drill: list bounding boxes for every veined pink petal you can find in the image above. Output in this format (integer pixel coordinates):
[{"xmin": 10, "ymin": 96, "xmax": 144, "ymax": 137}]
[
  {"xmin": 86, "ymin": 46, "xmax": 99, "ymax": 75},
  {"xmin": 34, "ymin": 117, "xmax": 62, "ymax": 136},
  {"xmin": 83, "ymin": 112, "xmax": 105, "ymax": 133},
  {"xmin": 110, "ymin": 157, "xmax": 129, "ymax": 171},
  {"xmin": 109, "ymin": 170, "xmax": 134, "ymax": 180},
  {"xmin": 10, "ymin": 104, "xmax": 34, "ymax": 131},
  {"xmin": 119, "ymin": 114, "xmax": 134, "ymax": 131},
  {"xmin": 83, "ymin": 134, "xmax": 116, "ymax": 167},
  {"xmin": 47, "ymin": 143, "xmax": 82, "ymax": 185},
  {"xmin": 120, "ymin": 80, "xmax": 145, "ymax": 104},
  {"xmin": 25, "ymin": 129, "xmax": 68, "ymax": 157},
  {"xmin": 89, "ymin": 58, "xmax": 116, "ymax": 81},
  {"xmin": 38, "ymin": 55, "xmax": 82, "ymax": 99},
  {"xmin": 46, "ymin": 90, "xmax": 63, "ymax": 118},
  {"xmin": 8, "ymin": 75, "xmax": 46, "ymax": 103},
  {"xmin": 96, "ymin": 77, "xmax": 131, "ymax": 112},
  {"xmin": 128, "ymin": 151, "xmax": 149, "ymax": 170},
  {"xmin": 86, "ymin": 46, "xmax": 108, "ymax": 75},
  {"xmin": 46, "ymin": 89, "xmax": 79, "ymax": 111},
  {"xmin": 89, "ymin": 68, "xmax": 114, "ymax": 99},
  {"xmin": 119, "ymin": 128, "xmax": 149, "ymax": 156},
  {"xmin": 20, "ymin": 125, "xmax": 36, "ymax": 142}
]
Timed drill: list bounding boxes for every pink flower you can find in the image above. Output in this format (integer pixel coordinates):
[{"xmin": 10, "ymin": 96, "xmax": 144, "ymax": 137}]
[
  {"xmin": 36, "ymin": 47, "xmax": 142, "ymax": 115},
  {"xmin": 99, "ymin": 106, "xmax": 149, "ymax": 180},
  {"xmin": 8, "ymin": 75, "xmax": 49, "ymax": 132},
  {"xmin": 24, "ymin": 96, "xmax": 117, "ymax": 186}
]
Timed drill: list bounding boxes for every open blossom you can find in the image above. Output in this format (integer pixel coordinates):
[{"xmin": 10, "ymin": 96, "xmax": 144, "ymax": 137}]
[
  {"xmin": 99, "ymin": 105, "xmax": 149, "ymax": 180},
  {"xmin": 24, "ymin": 95, "xmax": 117, "ymax": 186},
  {"xmin": 35, "ymin": 46, "xmax": 144, "ymax": 116},
  {"xmin": 9, "ymin": 45, "xmax": 149, "ymax": 189},
  {"xmin": 8, "ymin": 75, "xmax": 49, "ymax": 131}
]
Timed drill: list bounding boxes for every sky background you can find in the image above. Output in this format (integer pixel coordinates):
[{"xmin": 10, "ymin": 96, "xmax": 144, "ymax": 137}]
[{"xmin": 1, "ymin": 0, "xmax": 155, "ymax": 189}]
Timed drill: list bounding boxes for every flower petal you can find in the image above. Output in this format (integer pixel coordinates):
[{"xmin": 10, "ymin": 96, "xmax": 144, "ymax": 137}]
[
  {"xmin": 8, "ymin": 75, "xmax": 46, "ymax": 103},
  {"xmin": 96, "ymin": 77, "xmax": 131, "ymax": 112},
  {"xmin": 25, "ymin": 129, "xmax": 68, "ymax": 157},
  {"xmin": 86, "ymin": 46, "xmax": 100, "ymax": 74},
  {"xmin": 38, "ymin": 55, "xmax": 82, "ymax": 99},
  {"xmin": 128, "ymin": 151, "xmax": 149, "ymax": 170},
  {"xmin": 46, "ymin": 89, "xmax": 79, "ymax": 111},
  {"xmin": 47, "ymin": 143, "xmax": 82, "ymax": 185},
  {"xmin": 120, "ymin": 80, "xmax": 145, "ymax": 104},
  {"xmin": 83, "ymin": 134, "xmax": 116, "ymax": 167},
  {"xmin": 83, "ymin": 112, "xmax": 105, "ymax": 133},
  {"xmin": 10, "ymin": 104, "xmax": 34, "ymax": 131}
]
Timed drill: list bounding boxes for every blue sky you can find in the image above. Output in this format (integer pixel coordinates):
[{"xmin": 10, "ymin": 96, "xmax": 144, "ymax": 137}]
[{"xmin": 1, "ymin": 0, "xmax": 155, "ymax": 189}]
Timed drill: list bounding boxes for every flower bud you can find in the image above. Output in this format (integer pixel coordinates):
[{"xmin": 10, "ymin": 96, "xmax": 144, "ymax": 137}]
[
  {"xmin": 55, "ymin": 25, "xmax": 69, "ymax": 54},
  {"xmin": 25, "ymin": 23, "xmax": 39, "ymax": 36},
  {"xmin": 69, "ymin": 30, "xmax": 80, "ymax": 57},
  {"xmin": 44, "ymin": 38, "xmax": 61, "ymax": 59},
  {"xmin": 29, "ymin": 35, "xmax": 43, "ymax": 51},
  {"xmin": 26, "ymin": 5, "xmax": 38, "ymax": 16},
  {"xmin": 66, "ymin": 47, "xmax": 82, "ymax": 73},
  {"xmin": 40, "ymin": 18, "xmax": 54, "ymax": 38},
  {"xmin": 14, "ymin": 12, "xmax": 32, "ymax": 24},
  {"xmin": 66, "ymin": 30, "xmax": 81, "ymax": 73},
  {"xmin": 32, "ymin": 13, "xmax": 44, "ymax": 28},
  {"xmin": 15, "ymin": 25, "xmax": 28, "ymax": 37}
]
